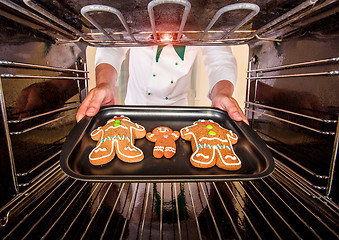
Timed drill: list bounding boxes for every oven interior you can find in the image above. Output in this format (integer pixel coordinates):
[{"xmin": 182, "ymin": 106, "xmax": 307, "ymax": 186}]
[{"xmin": 0, "ymin": 0, "xmax": 338, "ymax": 239}]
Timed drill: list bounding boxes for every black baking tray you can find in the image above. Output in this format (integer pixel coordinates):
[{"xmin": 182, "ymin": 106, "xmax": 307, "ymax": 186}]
[{"xmin": 60, "ymin": 106, "xmax": 274, "ymax": 182}]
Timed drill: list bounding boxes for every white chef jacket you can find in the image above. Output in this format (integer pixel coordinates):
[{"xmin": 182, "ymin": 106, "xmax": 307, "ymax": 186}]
[{"xmin": 95, "ymin": 45, "xmax": 237, "ymax": 105}]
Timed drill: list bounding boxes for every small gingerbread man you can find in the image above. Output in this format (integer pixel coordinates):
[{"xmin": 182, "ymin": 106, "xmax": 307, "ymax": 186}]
[{"xmin": 146, "ymin": 126, "xmax": 180, "ymax": 158}]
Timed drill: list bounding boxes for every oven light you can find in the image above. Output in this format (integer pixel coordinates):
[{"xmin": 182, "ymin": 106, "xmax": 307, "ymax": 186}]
[{"xmin": 160, "ymin": 33, "xmax": 173, "ymax": 42}]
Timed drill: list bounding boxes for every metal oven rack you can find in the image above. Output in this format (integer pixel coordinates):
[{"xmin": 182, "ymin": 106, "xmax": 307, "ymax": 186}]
[
  {"xmin": 0, "ymin": 60, "xmax": 88, "ymax": 193},
  {"xmin": 245, "ymin": 57, "xmax": 339, "ymax": 198},
  {"xmin": 0, "ymin": 169, "xmax": 338, "ymax": 239},
  {"xmin": 0, "ymin": 58, "xmax": 337, "ymax": 239},
  {"xmin": 1, "ymin": 0, "xmax": 336, "ymax": 46}
]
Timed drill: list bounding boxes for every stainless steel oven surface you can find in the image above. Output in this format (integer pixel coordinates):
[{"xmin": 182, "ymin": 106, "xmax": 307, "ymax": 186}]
[{"xmin": 0, "ymin": 0, "xmax": 338, "ymax": 239}]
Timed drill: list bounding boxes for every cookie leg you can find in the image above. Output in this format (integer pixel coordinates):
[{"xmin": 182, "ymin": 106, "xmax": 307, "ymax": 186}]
[
  {"xmin": 89, "ymin": 140, "xmax": 115, "ymax": 165},
  {"xmin": 153, "ymin": 144, "xmax": 164, "ymax": 158},
  {"xmin": 164, "ymin": 146, "xmax": 176, "ymax": 158},
  {"xmin": 116, "ymin": 140, "xmax": 144, "ymax": 163},
  {"xmin": 163, "ymin": 141, "xmax": 176, "ymax": 158},
  {"xmin": 190, "ymin": 146, "xmax": 216, "ymax": 168},
  {"xmin": 216, "ymin": 148, "xmax": 241, "ymax": 171}
]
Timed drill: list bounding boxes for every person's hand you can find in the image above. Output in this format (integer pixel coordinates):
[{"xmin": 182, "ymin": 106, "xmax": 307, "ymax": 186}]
[
  {"xmin": 212, "ymin": 94, "xmax": 249, "ymax": 124},
  {"xmin": 210, "ymin": 80, "xmax": 249, "ymax": 124},
  {"xmin": 76, "ymin": 83, "xmax": 115, "ymax": 122},
  {"xmin": 76, "ymin": 63, "xmax": 118, "ymax": 122}
]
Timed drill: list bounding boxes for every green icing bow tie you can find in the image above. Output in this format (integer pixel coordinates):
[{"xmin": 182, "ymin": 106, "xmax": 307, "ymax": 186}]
[{"xmin": 156, "ymin": 44, "xmax": 186, "ymax": 62}]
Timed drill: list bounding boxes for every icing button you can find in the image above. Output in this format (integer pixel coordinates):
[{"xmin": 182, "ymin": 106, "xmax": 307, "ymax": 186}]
[
  {"xmin": 208, "ymin": 130, "xmax": 216, "ymax": 136},
  {"xmin": 165, "ymin": 97, "xmax": 168, "ymax": 100},
  {"xmin": 206, "ymin": 125, "xmax": 213, "ymax": 129},
  {"xmin": 114, "ymin": 120, "xmax": 121, "ymax": 126}
]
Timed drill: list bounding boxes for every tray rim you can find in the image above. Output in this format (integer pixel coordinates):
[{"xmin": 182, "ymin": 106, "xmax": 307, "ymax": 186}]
[{"xmin": 60, "ymin": 105, "xmax": 275, "ymax": 182}]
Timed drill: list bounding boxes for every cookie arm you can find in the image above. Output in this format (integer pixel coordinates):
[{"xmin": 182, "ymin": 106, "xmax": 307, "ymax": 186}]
[
  {"xmin": 180, "ymin": 127, "xmax": 192, "ymax": 141},
  {"xmin": 170, "ymin": 131, "xmax": 180, "ymax": 141},
  {"xmin": 131, "ymin": 123, "xmax": 146, "ymax": 139},
  {"xmin": 90, "ymin": 127, "xmax": 103, "ymax": 141},
  {"xmin": 146, "ymin": 132, "xmax": 157, "ymax": 142},
  {"xmin": 227, "ymin": 130, "xmax": 238, "ymax": 144},
  {"xmin": 180, "ymin": 123, "xmax": 200, "ymax": 141}
]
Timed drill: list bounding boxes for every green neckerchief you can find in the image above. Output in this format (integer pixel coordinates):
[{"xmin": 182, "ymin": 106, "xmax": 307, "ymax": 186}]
[{"xmin": 156, "ymin": 44, "xmax": 186, "ymax": 62}]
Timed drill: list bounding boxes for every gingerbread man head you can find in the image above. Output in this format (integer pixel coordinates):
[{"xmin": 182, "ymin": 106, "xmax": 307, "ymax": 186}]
[{"xmin": 151, "ymin": 126, "xmax": 173, "ymax": 137}]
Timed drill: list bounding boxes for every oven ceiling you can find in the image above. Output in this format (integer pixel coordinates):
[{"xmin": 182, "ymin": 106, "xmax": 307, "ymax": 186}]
[
  {"xmin": 1, "ymin": 0, "xmax": 338, "ymax": 45},
  {"xmin": 21, "ymin": 0, "xmax": 306, "ymax": 31}
]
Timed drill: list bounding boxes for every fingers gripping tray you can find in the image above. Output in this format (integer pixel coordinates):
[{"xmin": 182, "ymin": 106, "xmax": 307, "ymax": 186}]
[{"xmin": 60, "ymin": 106, "xmax": 274, "ymax": 182}]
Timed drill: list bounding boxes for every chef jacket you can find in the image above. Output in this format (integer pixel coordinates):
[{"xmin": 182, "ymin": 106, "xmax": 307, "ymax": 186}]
[{"xmin": 95, "ymin": 45, "xmax": 237, "ymax": 105}]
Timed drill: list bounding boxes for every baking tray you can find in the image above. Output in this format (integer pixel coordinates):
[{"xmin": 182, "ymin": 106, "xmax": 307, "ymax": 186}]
[{"xmin": 60, "ymin": 106, "xmax": 274, "ymax": 182}]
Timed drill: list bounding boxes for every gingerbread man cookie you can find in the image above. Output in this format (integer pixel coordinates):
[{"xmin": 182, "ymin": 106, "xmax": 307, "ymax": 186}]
[
  {"xmin": 89, "ymin": 116, "xmax": 146, "ymax": 165},
  {"xmin": 180, "ymin": 119, "xmax": 241, "ymax": 171},
  {"xmin": 146, "ymin": 126, "xmax": 180, "ymax": 158}
]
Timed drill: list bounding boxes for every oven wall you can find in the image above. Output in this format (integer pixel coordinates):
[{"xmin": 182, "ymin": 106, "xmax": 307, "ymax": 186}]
[
  {"xmin": 0, "ymin": 14, "xmax": 86, "ymax": 207},
  {"xmin": 247, "ymin": 29, "xmax": 339, "ymax": 202}
]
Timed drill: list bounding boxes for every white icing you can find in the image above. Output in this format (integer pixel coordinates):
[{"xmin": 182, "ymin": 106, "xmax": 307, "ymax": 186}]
[
  {"xmin": 171, "ymin": 132, "xmax": 179, "ymax": 138},
  {"xmin": 154, "ymin": 146, "xmax": 164, "ymax": 151},
  {"xmin": 157, "ymin": 127, "xmax": 170, "ymax": 133},
  {"xmin": 165, "ymin": 147, "xmax": 176, "ymax": 153},
  {"xmin": 196, "ymin": 153, "xmax": 209, "ymax": 159},
  {"xmin": 198, "ymin": 137, "xmax": 228, "ymax": 143},
  {"xmin": 124, "ymin": 146, "xmax": 137, "ymax": 151},
  {"xmin": 89, "ymin": 140, "xmax": 114, "ymax": 161},
  {"xmin": 90, "ymin": 127, "xmax": 102, "ymax": 137},
  {"xmin": 191, "ymin": 150, "xmax": 215, "ymax": 165},
  {"xmin": 218, "ymin": 154, "xmax": 241, "ymax": 166},
  {"xmin": 116, "ymin": 141, "xmax": 143, "ymax": 159},
  {"xmin": 227, "ymin": 131, "xmax": 238, "ymax": 141},
  {"xmin": 105, "ymin": 125, "xmax": 128, "ymax": 131},
  {"xmin": 225, "ymin": 155, "xmax": 237, "ymax": 160},
  {"xmin": 94, "ymin": 148, "xmax": 107, "ymax": 152}
]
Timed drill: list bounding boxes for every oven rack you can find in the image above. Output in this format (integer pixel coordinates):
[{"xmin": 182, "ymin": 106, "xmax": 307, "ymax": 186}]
[
  {"xmin": 0, "ymin": 162, "xmax": 66, "ymax": 227},
  {"xmin": 1, "ymin": 0, "xmax": 336, "ymax": 46},
  {"xmin": 0, "ymin": 59, "xmax": 88, "ymax": 194},
  {"xmin": 245, "ymin": 102, "xmax": 337, "ymax": 135},
  {"xmin": 245, "ymin": 56, "xmax": 339, "ymax": 200},
  {"xmin": 0, "ymin": 161, "xmax": 337, "ymax": 239}
]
